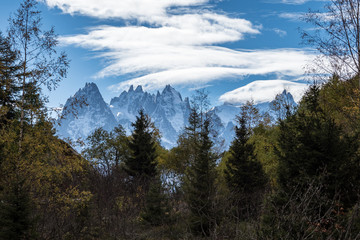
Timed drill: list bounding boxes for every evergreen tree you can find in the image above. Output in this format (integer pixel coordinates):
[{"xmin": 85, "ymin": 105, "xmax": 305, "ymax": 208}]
[
  {"xmin": 141, "ymin": 176, "xmax": 170, "ymax": 226},
  {"xmin": 0, "ymin": 33, "xmax": 19, "ymax": 124},
  {"xmin": 276, "ymin": 85, "xmax": 358, "ymax": 207},
  {"xmin": 224, "ymin": 113, "xmax": 267, "ymax": 220},
  {"xmin": 0, "ymin": 178, "xmax": 34, "ymax": 240},
  {"xmin": 261, "ymin": 85, "xmax": 360, "ymax": 239},
  {"xmin": 125, "ymin": 109, "xmax": 158, "ymax": 180},
  {"xmin": 184, "ymin": 118, "xmax": 217, "ymax": 236}
]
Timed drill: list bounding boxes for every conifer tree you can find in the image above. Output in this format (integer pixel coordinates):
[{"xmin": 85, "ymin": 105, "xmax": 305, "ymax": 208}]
[
  {"xmin": 276, "ymin": 85, "xmax": 358, "ymax": 207},
  {"xmin": 0, "ymin": 33, "xmax": 19, "ymax": 124},
  {"xmin": 125, "ymin": 109, "xmax": 158, "ymax": 180},
  {"xmin": 141, "ymin": 176, "xmax": 170, "ymax": 226},
  {"xmin": 184, "ymin": 117, "xmax": 217, "ymax": 236},
  {"xmin": 224, "ymin": 112, "xmax": 267, "ymax": 220},
  {"xmin": 0, "ymin": 178, "xmax": 34, "ymax": 240},
  {"xmin": 261, "ymin": 85, "xmax": 360, "ymax": 239}
]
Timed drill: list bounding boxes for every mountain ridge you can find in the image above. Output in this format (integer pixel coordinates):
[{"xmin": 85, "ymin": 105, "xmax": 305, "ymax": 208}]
[{"xmin": 56, "ymin": 83, "xmax": 297, "ymax": 149}]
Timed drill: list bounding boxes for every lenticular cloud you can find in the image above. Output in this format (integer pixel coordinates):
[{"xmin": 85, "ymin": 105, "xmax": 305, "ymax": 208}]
[
  {"xmin": 43, "ymin": 0, "xmax": 314, "ymax": 92},
  {"xmin": 42, "ymin": 0, "xmax": 208, "ymax": 19}
]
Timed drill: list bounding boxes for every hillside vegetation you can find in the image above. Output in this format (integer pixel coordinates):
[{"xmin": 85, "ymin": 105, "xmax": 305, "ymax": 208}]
[{"xmin": 1, "ymin": 0, "xmax": 360, "ymax": 239}]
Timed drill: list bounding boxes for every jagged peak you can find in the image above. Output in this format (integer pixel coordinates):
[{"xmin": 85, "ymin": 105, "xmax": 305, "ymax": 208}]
[
  {"xmin": 163, "ymin": 84, "xmax": 173, "ymax": 92},
  {"xmin": 135, "ymin": 85, "xmax": 143, "ymax": 92},
  {"xmin": 128, "ymin": 85, "xmax": 134, "ymax": 92},
  {"xmin": 161, "ymin": 84, "xmax": 183, "ymax": 102},
  {"xmin": 76, "ymin": 82, "xmax": 101, "ymax": 96},
  {"xmin": 279, "ymin": 89, "xmax": 295, "ymax": 101},
  {"xmin": 83, "ymin": 82, "xmax": 98, "ymax": 90},
  {"xmin": 184, "ymin": 97, "xmax": 190, "ymax": 104}
]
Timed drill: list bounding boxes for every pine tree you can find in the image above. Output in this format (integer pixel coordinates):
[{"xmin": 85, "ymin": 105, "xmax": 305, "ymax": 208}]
[
  {"xmin": 184, "ymin": 118, "xmax": 217, "ymax": 236},
  {"xmin": 141, "ymin": 176, "xmax": 169, "ymax": 226},
  {"xmin": 224, "ymin": 113, "xmax": 267, "ymax": 220},
  {"xmin": 261, "ymin": 85, "xmax": 360, "ymax": 239},
  {"xmin": 0, "ymin": 32, "xmax": 19, "ymax": 124},
  {"xmin": 276, "ymin": 85, "xmax": 358, "ymax": 207},
  {"xmin": 125, "ymin": 109, "xmax": 158, "ymax": 180},
  {"xmin": 0, "ymin": 178, "xmax": 34, "ymax": 240}
]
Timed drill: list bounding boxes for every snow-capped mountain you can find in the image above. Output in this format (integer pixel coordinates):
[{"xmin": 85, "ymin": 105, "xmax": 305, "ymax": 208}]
[
  {"xmin": 109, "ymin": 84, "xmax": 190, "ymax": 148},
  {"xmin": 208, "ymin": 89, "xmax": 297, "ymax": 148},
  {"xmin": 57, "ymin": 83, "xmax": 118, "ymax": 143},
  {"xmin": 56, "ymin": 83, "xmax": 297, "ymax": 150}
]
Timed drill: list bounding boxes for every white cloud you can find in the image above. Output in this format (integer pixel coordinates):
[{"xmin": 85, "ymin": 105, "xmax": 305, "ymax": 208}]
[
  {"xmin": 278, "ymin": 12, "xmax": 304, "ymax": 21},
  {"xmin": 273, "ymin": 28, "xmax": 287, "ymax": 37},
  {"xmin": 41, "ymin": 0, "xmax": 208, "ymax": 19},
  {"xmin": 280, "ymin": 0, "xmax": 311, "ymax": 4},
  {"xmin": 43, "ymin": 0, "xmax": 315, "ymax": 94},
  {"xmin": 273, "ymin": 0, "xmax": 327, "ymax": 4},
  {"xmin": 60, "ymin": 20, "xmax": 314, "ymax": 91},
  {"xmin": 104, "ymin": 49, "xmax": 314, "ymax": 91},
  {"xmin": 279, "ymin": 11, "xmax": 333, "ymax": 22},
  {"xmin": 219, "ymin": 80, "xmax": 309, "ymax": 104}
]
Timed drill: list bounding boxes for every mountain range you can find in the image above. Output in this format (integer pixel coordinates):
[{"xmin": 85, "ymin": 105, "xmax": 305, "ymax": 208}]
[{"xmin": 56, "ymin": 83, "xmax": 296, "ymax": 149}]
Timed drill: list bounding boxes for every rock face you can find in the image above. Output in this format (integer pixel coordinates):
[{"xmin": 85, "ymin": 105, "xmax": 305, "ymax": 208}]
[
  {"xmin": 109, "ymin": 84, "xmax": 190, "ymax": 149},
  {"xmin": 57, "ymin": 83, "xmax": 297, "ymax": 150},
  {"xmin": 57, "ymin": 83, "xmax": 118, "ymax": 143}
]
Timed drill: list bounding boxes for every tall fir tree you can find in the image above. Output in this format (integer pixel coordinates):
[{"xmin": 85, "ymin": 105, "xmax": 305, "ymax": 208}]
[
  {"xmin": 0, "ymin": 178, "xmax": 34, "ymax": 240},
  {"xmin": 224, "ymin": 113, "xmax": 267, "ymax": 220},
  {"xmin": 0, "ymin": 33, "xmax": 19, "ymax": 124},
  {"xmin": 125, "ymin": 109, "xmax": 158, "ymax": 180},
  {"xmin": 276, "ymin": 85, "xmax": 358, "ymax": 207},
  {"xmin": 141, "ymin": 175, "xmax": 170, "ymax": 226},
  {"xmin": 261, "ymin": 85, "xmax": 360, "ymax": 239},
  {"xmin": 184, "ymin": 117, "xmax": 217, "ymax": 236}
]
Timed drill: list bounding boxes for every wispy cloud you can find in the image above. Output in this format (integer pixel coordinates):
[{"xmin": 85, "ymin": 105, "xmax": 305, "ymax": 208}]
[
  {"xmin": 279, "ymin": 11, "xmax": 332, "ymax": 22},
  {"xmin": 269, "ymin": 0, "xmax": 327, "ymax": 5},
  {"xmin": 43, "ymin": 0, "xmax": 315, "ymax": 92},
  {"xmin": 279, "ymin": 12, "xmax": 305, "ymax": 21},
  {"xmin": 280, "ymin": 0, "xmax": 312, "ymax": 4},
  {"xmin": 219, "ymin": 80, "xmax": 309, "ymax": 104},
  {"xmin": 41, "ymin": 0, "xmax": 208, "ymax": 19},
  {"xmin": 273, "ymin": 28, "xmax": 287, "ymax": 37},
  {"xmin": 105, "ymin": 49, "xmax": 314, "ymax": 91}
]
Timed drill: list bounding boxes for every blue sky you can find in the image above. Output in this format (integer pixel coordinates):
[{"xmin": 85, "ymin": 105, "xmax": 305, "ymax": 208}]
[{"xmin": 0, "ymin": 0, "xmax": 327, "ymax": 107}]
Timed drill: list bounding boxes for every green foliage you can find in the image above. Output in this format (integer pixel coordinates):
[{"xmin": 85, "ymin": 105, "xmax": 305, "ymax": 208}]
[
  {"xmin": 250, "ymin": 124, "xmax": 279, "ymax": 187},
  {"xmin": 83, "ymin": 125, "xmax": 129, "ymax": 174},
  {"xmin": 320, "ymin": 75, "xmax": 360, "ymax": 136},
  {"xmin": 225, "ymin": 114, "xmax": 267, "ymax": 195},
  {"xmin": 277, "ymin": 85, "xmax": 359, "ymax": 207},
  {"xmin": 0, "ymin": 33, "xmax": 19, "ymax": 124},
  {"xmin": 125, "ymin": 109, "xmax": 158, "ymax": 180},
  {"xmin": 224, "ymin": 111, "xmax": 267, "ymax": 221},
  {"xmin": 261, "ymin": 84, "xmax": 360, "ymax": 239},
  {"xmin": 0, "ymin": 178, "xmax": 35, "ymax": 240},
  {"xmin": 141, "ymin": 176, "xmax": 170, "ymax": 226},
  {"xmin": 183, "ymin": 118, "xmax": 218, "ymax": 236}
]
